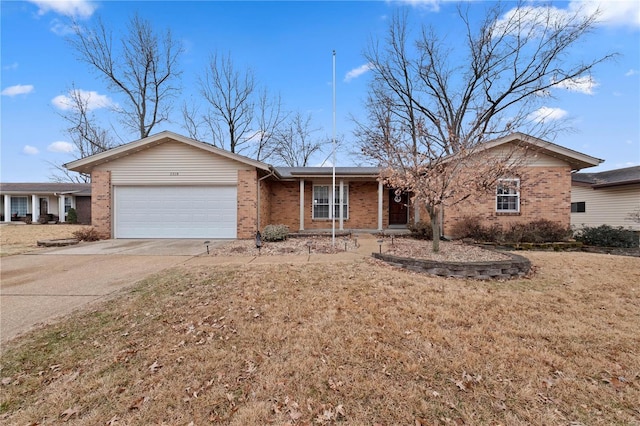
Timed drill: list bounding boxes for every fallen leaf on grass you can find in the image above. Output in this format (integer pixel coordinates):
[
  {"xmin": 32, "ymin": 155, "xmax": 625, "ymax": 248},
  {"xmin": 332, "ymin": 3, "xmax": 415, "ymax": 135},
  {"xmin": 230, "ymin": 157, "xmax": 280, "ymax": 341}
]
[
  {"xmin": 60, "ymin": 406, "xmax": 80, "ymax": 421},
  {"xmin": 129, "ymin": 396, "xmax": 148, "ymax": 410},
  {"xmin": 149, "ymin": 360, "xmax": 162, "ymax": 373},
  {"xmin": 106, "ymin": 415, "xmax": 118, "ymax": 425}
]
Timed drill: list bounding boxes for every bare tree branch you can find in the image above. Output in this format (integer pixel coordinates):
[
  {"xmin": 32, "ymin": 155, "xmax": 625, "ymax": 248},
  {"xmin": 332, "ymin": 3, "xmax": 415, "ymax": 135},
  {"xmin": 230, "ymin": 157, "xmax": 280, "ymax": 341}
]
[
  {"xmin": 70, "ymin": 13, "xmax": 183, "ymax": 139},
  {"xmin": 199, "ymin": 52, "xmax": 255, "ymax": 154},
  {"xmin": 356, "ymin": 3, "xmax": 614, "ymax": 252},
  {"xmin": 271, "ymin": 112, "xmax": 324, "ymax": 167}
]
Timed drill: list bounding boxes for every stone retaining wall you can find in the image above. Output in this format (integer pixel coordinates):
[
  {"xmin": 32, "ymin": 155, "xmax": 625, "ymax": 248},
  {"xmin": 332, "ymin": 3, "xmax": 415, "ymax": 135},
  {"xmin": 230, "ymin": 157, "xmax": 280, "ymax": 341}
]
[{"xmin": 371, "ymin": 251, "xmax": 531, "ymax": 280}]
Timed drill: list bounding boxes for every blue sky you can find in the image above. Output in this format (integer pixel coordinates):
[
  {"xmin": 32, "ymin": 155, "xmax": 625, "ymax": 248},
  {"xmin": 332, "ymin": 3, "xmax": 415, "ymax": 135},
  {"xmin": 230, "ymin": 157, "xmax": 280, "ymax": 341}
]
[{"xmin": 1, "ymin": 0, "xmax": 639, "ymax": 182}]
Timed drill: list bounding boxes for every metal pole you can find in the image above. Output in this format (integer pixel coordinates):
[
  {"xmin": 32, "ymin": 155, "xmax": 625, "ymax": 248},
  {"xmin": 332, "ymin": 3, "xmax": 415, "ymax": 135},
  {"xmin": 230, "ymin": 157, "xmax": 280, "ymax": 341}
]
[{"xmin": 332, "ymin": 50, "xmax": 336, "ymax": 247}]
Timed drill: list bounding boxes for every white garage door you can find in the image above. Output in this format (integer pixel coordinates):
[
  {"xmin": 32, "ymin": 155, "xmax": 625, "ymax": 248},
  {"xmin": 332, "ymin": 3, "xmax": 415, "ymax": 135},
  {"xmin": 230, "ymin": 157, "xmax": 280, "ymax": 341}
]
[{"xmin": 114, "ymin": 186, "xmax": 237, "ymax": 238}]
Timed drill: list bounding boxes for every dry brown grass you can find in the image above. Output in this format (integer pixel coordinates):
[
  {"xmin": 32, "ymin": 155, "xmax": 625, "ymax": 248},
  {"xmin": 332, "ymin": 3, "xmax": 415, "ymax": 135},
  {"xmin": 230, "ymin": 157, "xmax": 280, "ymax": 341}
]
[
  {"xmin": 1, "ymin": 252, "xmax": 639, "ymax": 425},
  {"xmin": 0, "ymin": 224, "xmax": 87, "ymax": 256}
]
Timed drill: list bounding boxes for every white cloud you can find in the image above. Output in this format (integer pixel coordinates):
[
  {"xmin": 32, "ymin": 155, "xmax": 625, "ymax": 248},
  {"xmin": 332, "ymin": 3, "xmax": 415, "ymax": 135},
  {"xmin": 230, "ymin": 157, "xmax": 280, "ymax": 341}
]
[
  {"xmin": 528, "ymin": 106, "xmax": 568, "ymax": 123},
  {"xmin": 48, "ymin": 141, "xmax": 75, "ymax": 153},
  {"xmin": 1, "ymin": 84, "xmax": 34, "ymax": 97},
  {"xmin": 570, "ymin": 0, "xmax": 640, "ymax": 28},
  {"xmin": 3, "ymin": 62, "xmax": 18, "ymax": 71},
  {"xmin": 625, "ymin": 69, "xmax": 639, "ymax": 77},
  {"xmin": 23, "ymin": 145, "xmax": 39, "ymax": 155},
  {"xmin": 27, "ymin": 0, "xmax": 96, "ymax": 19},
  {"xmin": 498, "ymin": 1, "xmax": 640, "ymax": 33},
  {"xmin": 553, "ymin": 75, "xmax": 599, "ymax": 95},
  {"xmin": 52, "ymin": 89, "xmax": 115, "ymax": 111},
  {"xmin": 393, "ymin": 0, "xmax": 442, "ymax": 12},
  {"xmin": 344, "ymin": 63, "xmax": 373, "ymax": 83},
  {"xmin": 50, "ymin": 18, "xmax": 78, "ymax": 36}
]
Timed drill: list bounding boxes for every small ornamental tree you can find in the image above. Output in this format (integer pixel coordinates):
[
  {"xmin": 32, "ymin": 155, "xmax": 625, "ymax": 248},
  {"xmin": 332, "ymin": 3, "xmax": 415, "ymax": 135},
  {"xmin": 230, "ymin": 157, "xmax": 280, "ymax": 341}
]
[{"xmin": 356, "ymin": 3, "xmax": 612, "ymax": 252}]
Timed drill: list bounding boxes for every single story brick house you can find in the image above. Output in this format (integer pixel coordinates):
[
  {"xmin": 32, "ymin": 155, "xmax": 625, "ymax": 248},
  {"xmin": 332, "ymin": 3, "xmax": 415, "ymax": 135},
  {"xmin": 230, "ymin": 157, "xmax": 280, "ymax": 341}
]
[
  {"xmin": 64, "ymin": 131, "xmax": 602, "ymax": 239},
  {"xmin": 0, "ymin": 182, "xmax": 91, "ymax": 224},
  {"xmin": 571, "ymin": 166, "xmax": 640, "ymax": 231}
]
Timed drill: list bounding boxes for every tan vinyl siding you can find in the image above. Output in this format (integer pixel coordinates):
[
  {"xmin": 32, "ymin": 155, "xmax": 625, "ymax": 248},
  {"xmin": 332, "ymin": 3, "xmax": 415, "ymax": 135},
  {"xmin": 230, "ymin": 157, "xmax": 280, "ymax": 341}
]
[
  {"xmin": 571, "ymin": 184, "xmax": 640, "ymax": 230},
  {"xmin": 485, "ymin": 145, "xmax": 568, "ymax": 167},
  {"xmin": 94, "ymin": 141, "xmax": 253, "ymax": 185}
]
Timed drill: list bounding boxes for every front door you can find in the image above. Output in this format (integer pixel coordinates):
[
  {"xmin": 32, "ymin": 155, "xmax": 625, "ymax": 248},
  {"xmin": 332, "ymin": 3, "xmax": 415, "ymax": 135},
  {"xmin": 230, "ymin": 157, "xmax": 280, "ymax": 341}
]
[
  {"xmin": 389, "ymin": 190, "xmax": 408, "ymax": 226},
  {"xmin": 39, "ymin": 198, "xmax": 48, "ymax": 215}
]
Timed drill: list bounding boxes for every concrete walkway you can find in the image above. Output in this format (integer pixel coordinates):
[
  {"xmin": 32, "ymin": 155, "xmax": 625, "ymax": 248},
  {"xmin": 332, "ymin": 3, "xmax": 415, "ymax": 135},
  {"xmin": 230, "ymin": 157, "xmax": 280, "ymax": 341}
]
[{"xmin": 0, "ymin": 234, "xmax": 384, "ymax": 348}]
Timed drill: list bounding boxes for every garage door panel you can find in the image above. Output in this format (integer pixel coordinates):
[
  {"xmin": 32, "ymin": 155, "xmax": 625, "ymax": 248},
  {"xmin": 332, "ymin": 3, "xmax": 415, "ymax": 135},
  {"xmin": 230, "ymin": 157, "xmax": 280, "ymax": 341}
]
[{"xmin": 115, "ymin": 186, "xmax": 237, "ymax": 238}]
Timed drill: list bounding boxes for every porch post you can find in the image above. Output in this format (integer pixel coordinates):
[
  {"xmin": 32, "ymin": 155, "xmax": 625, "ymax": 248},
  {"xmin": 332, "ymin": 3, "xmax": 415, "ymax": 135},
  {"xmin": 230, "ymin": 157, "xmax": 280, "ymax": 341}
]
[
  {"xmin": 58, "ymin": 194, "xmax": 66, "ymax": 223},
  {"xmin": 31, "ymin": 195, "xmax": 39, "ymax": 223},
  {"xmin": 377, "ymin": 181, "xmax": 383, "ymax": 231},
  {"xmin": 3, "ymin": 194, "xmax": 10, "ymax": 222},
  {"xmin": 299, "ymin": 179, "xmax": 305, "ymax": 231},
  {"xmin": 414, "ymin": 198, "xmax": 420, "ymax": 223},
  {"xmin": 339, "ymin": 179, "xmax": 344, "ymax": 230}
]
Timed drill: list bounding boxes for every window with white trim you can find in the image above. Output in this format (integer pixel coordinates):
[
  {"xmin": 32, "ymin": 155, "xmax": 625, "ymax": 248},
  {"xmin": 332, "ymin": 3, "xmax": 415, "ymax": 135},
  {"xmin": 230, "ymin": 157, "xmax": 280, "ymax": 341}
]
[
  {"xmin": 11, "ymin": 196, "xmax": 28, "ymax": 216},
  {"xmin": 496, "ymin": 179, "xmax": 520, "ymax": 212},
  {"xmin": 313, "ymin": 184, "xmax": 348, "ymax": 219},
  {"xmin": 64, "ymin": 197, "xmax": 73, "ymax": 213}
]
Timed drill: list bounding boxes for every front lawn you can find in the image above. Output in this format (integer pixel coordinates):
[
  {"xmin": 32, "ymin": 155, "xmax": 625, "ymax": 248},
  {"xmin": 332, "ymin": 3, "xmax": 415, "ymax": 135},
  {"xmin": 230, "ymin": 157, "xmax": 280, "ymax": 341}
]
[
  {"xmin": 1, "ymin": 252, "xmax": 638, "ymax": 425},
  {"xmin": 0, "ymin": 223, "xmax": 87, "ymax": 256}
]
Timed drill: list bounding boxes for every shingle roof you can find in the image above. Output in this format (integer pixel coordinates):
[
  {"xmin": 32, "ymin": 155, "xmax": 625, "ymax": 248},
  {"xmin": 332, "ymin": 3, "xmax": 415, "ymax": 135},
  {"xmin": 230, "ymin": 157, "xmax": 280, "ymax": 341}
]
[
  {"xmin": 0, "ymin": 182, "xmax": 91, "ymax": 196},
  {"xmin": 274, "ymin": 167, "xmax": 381, "ymax": 179},
  {"xmin": 572, "ymin": 166, "xmax": 640, "ymax": 188}
]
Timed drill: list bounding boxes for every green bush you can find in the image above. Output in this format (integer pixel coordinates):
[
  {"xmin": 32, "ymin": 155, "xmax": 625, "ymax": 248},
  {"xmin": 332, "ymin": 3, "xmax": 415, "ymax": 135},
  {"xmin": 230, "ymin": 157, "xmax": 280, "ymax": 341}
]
[
  {"xmin": 407, "ymin": 221, "xmax": 433, "ymax": 240},
  {"xmin": 574, "ymin": 225, "xmax": 639, "ymax": 248},
  {"xmin": 67, "ymin": 208, "xmax": 78, "ymax": 224},
  {"xmin": 262, "ymin": 224, "xmax": 289, "ymax": 242}
]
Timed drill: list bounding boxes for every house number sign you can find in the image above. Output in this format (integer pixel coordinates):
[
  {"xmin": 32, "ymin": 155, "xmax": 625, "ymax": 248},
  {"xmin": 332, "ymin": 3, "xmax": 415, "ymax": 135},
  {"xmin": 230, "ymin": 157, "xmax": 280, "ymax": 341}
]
[{"xmin": 169, "ymin": 172, "xmax": 179, "ymax": 176}]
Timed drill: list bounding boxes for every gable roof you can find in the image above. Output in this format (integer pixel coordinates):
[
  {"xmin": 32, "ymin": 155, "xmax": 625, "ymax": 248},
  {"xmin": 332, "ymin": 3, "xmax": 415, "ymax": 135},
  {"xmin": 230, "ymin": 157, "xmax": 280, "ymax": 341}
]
[
  {"xmin": 480, "ymin": 132, "xmax": 603, "ymax": 171},
  {"xmin": 0, "ymin": 182, "xmax": 91, "ymax": 196},
  {"xmin": 64, "ymin": 131, "xmax": 271, "ymax": 174},
  {"xmin": 572, "ymin": 165, "xmax": 640, "ymax": 188}
]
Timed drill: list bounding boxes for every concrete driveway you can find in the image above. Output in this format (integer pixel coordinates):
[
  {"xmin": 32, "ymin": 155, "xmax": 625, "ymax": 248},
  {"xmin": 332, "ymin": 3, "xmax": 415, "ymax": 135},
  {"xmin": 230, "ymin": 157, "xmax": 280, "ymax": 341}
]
[{"xmin": 0, "ymin": 239, "xmax": 227, "ymax": 347}]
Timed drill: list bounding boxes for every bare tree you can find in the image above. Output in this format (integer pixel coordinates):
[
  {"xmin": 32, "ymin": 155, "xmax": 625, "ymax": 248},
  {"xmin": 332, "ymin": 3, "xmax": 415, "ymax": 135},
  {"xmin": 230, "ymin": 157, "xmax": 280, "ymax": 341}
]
[
  {"xmin": 272, "ymin": 112, "xmax": 324, "ymax": 167},
  {"xmin": 251, "ymin": 88, "xmax": 287, "ymax": 162},
  {"xmin": 70, "ymin": 13, "xmax": 183, "ymax": 139},
  {"xmin": 50, "ymin": 86, "xmax": 115, "ymax": 183},
  {"xmin": 356, "ymin": 4, "xmax": 613, "ymax": 251},
  {"xmin": 199, "ymin": 52, "xmax": 255, "ymax": 154}
]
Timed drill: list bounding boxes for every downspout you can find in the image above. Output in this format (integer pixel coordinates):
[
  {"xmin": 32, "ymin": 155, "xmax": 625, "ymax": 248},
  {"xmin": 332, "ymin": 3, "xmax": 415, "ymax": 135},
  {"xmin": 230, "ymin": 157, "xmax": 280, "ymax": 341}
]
[{"xmin": 256, "ymin": 168, "xmax": 276, "ymax": 232}]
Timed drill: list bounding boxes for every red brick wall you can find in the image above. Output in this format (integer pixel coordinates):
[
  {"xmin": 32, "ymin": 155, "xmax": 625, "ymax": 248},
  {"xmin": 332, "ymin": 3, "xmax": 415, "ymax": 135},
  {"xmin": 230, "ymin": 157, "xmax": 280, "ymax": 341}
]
[
  {"xmin": 443, "ymin": 166, "xmax": 572, "ymax": 236},
  {"xmin": 91, "ymin": 170, "xmax": 111, "ymax": 238},
  {"xmin": 268, "ymin": 180, "xmax": 384, "ymax": 231},
  {"xmin": 237, "ymin": 170, "xmax": 258, "ymax": 239},
  {"xmin": 258, "ymin": 177, "xmax": 272, "ymax": 231},
  {"xmin": 268, "ymin": 181, "xmax": 300, "ymax": 230}
]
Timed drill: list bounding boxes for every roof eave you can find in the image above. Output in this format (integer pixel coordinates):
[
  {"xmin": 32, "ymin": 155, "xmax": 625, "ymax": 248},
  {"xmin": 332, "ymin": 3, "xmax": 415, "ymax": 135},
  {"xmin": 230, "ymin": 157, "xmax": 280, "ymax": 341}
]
[{"xmin": 65, "ymin": 131, "xmax": 271, "ymax": 173}]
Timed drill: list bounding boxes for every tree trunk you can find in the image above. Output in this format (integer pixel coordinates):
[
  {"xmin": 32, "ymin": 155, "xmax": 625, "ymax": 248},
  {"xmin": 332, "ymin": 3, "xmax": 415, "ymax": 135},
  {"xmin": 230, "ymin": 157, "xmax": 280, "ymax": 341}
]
[{"xmin": 429, "ymin": 206, "xmax": 440, "ymax": 253}]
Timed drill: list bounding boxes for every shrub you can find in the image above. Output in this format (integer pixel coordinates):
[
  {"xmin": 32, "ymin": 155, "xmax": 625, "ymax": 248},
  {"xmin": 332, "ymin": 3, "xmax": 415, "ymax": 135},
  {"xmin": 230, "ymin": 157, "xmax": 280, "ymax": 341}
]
[
  {"xmin": 451, "ymin": 217, "xmax": 570, "ymax": 243},
  {"xmin": 450, "ymin": 216, "xmax": 502, "ymax": 242},
  {"xmin": 504, "ymin": 219, "xmax": 572, "ymax": 243},
  {"xmin": 262, "ymin": 224, "xmax": 289, "ymax": 242},
  {"xmin": 574, "ymin": 225, "xmax": 639, "ymax": 248},
  {"xmin": 72, "ymin": 227, "xmax": 101, "ymax": 242},
  {"xmin": 407, "ymin": 221, "xmax": 433, "ymax": 240},
  {"xmin": 67, "ymin": 208, "xmax": 78, "ymax": 224}
]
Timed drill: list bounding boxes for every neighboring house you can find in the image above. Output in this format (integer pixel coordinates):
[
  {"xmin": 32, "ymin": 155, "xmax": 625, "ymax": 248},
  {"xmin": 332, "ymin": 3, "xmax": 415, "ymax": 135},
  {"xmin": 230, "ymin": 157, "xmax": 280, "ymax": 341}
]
[
  {"xmin": 0, "ymin": 183, "xmax": 91, "ymax": 224},
  {"xmin": 64, "ymin": 131, "xmax": 602, "ymax": 239},
  {"xmin": 571, "ymin": 166, "xmax": 640, "ymax": 231}
]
